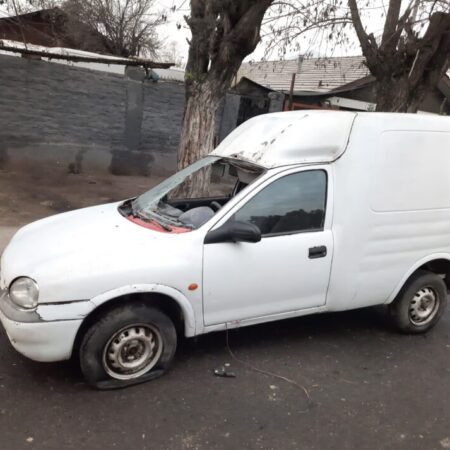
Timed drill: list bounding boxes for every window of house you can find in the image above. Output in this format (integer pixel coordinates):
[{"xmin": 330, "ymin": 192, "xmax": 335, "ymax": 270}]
[{"xmin": 232, "ymin": 170, "xmax": 327, "ymax": 235}]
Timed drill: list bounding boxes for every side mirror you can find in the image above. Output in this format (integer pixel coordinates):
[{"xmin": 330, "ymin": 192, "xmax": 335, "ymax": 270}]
[{"xmin": 204, "ymin": 220, "xmax": 261, "ymax": 244}]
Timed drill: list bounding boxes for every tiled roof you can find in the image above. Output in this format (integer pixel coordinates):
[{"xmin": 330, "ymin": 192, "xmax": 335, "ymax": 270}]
[{"xmin": 238, "ymin": 56, "xmax": 370, "ymax": 93}]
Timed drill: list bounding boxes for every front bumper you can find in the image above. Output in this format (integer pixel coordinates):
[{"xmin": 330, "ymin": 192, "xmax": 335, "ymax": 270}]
[{"xmin": 0, "ymin": 290, "xmax": 93, "ymax": 362}]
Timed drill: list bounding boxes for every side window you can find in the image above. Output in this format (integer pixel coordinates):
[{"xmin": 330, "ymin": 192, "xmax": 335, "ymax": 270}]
[{"xmin": 232, "ymin": 170, "xmax": 327, "ymax": 235}]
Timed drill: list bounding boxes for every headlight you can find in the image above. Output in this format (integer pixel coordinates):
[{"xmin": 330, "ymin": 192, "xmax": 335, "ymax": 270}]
[{"xmin": 9, "ymin": 277, "xmax": 39, "ymax": 309}]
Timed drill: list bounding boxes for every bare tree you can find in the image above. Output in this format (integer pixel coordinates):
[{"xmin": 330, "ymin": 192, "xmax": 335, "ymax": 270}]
[
  {"xmin": 261, "ymin": 0, "xmax": 352, "ymax": 59},
  {"xmin": 260, "ymin": 0, "xmax": 449, "ymax": 112},
  {"xmin": 348, "ymin": 0, "xmax": 450, "ymax": 112},
  {"xmin": 177, "ymin": 0, "xmax": 361, "ymax": 173},
  {"xmin": 1, "ymin": 0, "xmax": 165, "ymax": 57},
  {"xmin": 62, "ymin": 0, "xmax": 164, "ymax": 57},
  {"xmin": 178, "ymin": 0, "xmax": 274, "ymax": 171}
]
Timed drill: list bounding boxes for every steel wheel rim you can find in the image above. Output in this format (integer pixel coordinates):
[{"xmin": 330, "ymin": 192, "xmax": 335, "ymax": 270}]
[
  {"xmin": 102, "ymin": 323, "xmax": 163, "ymax": 380},
  {"xmin": 409, "ymin": 286, "xmax": 439, "ymax": 326}
]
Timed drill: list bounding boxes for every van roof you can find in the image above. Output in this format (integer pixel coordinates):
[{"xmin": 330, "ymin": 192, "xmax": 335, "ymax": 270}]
[{"xmin": 212, "ymin": 110, "xmax": 450, "ymax": 168}]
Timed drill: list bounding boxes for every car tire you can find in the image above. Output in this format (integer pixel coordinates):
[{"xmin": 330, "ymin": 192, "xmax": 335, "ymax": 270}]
[
  {"xmin": 389, "ymin": 270, "xmax": 447, "ymax": 334},
  {"xmin": 79, "ymin": 303, "xmax": 177, "ymax": 390}
]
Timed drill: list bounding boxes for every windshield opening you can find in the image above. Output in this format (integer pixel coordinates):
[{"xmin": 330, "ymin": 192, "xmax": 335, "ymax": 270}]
[{"xmin": 129, "ymin": 156, "xmax": 265, "ymax": 231}]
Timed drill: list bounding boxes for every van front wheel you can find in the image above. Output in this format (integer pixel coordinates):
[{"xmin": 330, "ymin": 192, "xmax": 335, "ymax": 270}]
[
  {"xmin": 389, "ymin": 270, "xmax": 447, "ymax": 334},
  {"xmin": 79, "ymin": 304, "xmax": 177, "ymax": 389}
]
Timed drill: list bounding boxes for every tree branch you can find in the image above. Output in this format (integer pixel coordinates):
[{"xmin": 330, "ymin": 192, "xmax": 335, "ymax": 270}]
[
  {"xmin": 381, "ymin": 0, "xmax": 402, "ymax": 46},
  {"xmin": 348, "ymin": 0, "xmax": 378, "ymax": 68}
]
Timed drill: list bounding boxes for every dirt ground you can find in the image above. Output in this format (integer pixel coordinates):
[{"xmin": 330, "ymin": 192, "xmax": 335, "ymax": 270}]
[{"xmin": 0, "ymin": 167, "xmax": 163, "ymax": 228}]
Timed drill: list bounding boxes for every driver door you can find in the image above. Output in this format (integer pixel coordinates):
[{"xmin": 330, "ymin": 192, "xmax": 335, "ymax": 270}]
[{"xmin": 202, "ymin": 168, "xmax": 333, "ymax": 326}]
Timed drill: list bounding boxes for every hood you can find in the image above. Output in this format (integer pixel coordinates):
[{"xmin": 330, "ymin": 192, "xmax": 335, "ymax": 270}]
[
  {"xmin": 2, "ymin": 203, "xmax": 123, "ymax": 273},
  {"xmin": 0, "ymin": 202, "xmax": 201, "ymax": 302}
]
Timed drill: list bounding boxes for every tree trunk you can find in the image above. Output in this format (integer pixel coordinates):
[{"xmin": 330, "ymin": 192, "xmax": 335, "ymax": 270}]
[
  {"xmin": 178, "ymin": 82, "xmax": 222, "ymax": 169},
  {"xmin": 375, "ymin": 65, "xmax": 448, "ymax": 113},
  {"xmin": 349, "ymin": 0, "xmax": 450, "ymax": 114},
  {"xmin": 375, "ymin": 76, "xmax": 413, "ymax": 112},
  {"xmin": 178, "ymin": 0, "xmax": 273, "ymax": 177},
  {"xmin": 173, "ymin": 81, "xmax": 224, "ymax": 198}
]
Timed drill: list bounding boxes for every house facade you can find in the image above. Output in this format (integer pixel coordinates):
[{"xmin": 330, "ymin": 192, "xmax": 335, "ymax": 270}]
[
  {"xmin": 0, "ymin": 8, "xmax": 113, "ymax": 54},
  {"xmin": 235, "ymin": 56, "xmax": 450, "ymax": 115}
]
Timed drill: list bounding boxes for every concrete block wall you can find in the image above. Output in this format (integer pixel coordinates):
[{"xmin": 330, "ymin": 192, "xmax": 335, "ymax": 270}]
[{"xmin": 0, "ymin": 54, "xmax": 185, "ymax": 177}]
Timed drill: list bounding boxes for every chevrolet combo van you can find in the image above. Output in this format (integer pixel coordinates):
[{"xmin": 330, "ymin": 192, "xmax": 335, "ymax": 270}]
[{"xmin": 1, "ymin": 111, "xmax": 450, "ymax": 389}]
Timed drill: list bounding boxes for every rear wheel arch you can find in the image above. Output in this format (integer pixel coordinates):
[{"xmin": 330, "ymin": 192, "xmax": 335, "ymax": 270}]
[
  {"xmin": 418, "ymin": 258, "xmax": 450, "ymax": 287},
  {"xmin": 387, "ymin": 255, "xmax": 450, "ymax": 304}
]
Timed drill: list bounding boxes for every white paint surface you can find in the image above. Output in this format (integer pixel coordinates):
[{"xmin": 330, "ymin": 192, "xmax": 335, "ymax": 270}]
[{"xmin": 212, "ymin": 110, "xmax": 356, "ymax": 168}]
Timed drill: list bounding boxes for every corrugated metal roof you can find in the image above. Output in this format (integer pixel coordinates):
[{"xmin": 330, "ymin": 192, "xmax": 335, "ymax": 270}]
[{"xmin": 238, "ymin": 56, "xmax": 370, "ymax": 93}]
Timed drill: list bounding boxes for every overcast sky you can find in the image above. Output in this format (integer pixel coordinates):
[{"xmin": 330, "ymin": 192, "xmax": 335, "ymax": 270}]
[{"xmin": 154, "ymin": 0, "xmax": 191, "ymax": 64}]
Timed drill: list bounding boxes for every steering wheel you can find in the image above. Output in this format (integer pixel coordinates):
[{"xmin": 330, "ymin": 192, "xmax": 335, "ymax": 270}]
[{"xmin": 210, "ymin": 201, "xmax": 222, "ymax": 212}]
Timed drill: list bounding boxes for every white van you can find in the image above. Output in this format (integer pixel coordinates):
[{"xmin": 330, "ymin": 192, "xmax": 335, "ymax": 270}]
[{"xmin": 1, "ymin": 111, "xmax": 449, "ymax": 389}]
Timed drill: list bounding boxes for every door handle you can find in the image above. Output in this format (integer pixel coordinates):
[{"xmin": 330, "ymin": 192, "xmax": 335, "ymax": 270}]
[{"xmin": 309, "ymin": 246, "xmax": 327, "ymax": 259}]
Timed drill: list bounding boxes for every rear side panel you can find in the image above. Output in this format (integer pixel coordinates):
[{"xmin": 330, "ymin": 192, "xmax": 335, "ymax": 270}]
[{"xmin": 327, "ymin": 114, "xmax": 450, "ymax": 311}]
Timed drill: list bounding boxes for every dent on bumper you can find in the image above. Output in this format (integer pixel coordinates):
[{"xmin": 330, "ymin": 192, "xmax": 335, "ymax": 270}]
[{"xmin": 0, "ymin": 290, "xmax": 95, "ymax": 362}]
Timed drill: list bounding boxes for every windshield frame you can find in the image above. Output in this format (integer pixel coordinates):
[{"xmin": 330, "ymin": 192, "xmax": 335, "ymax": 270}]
[
  {"xmin": 131, "ymin": 156, "xmax": 265, "ymax": 230},
  {"xmin": 132, "ymin": 156, "xmax": 220, "ymax": 213}
]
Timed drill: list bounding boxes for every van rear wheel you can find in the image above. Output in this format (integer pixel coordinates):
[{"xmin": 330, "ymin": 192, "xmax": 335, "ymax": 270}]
[
  {"xmin": 79, "ymin": 304, "xmax": 177, "ymax": 389},
  {"xmin": 389, "ymin": 270, "xmax": 447, "ymax": 334}
]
